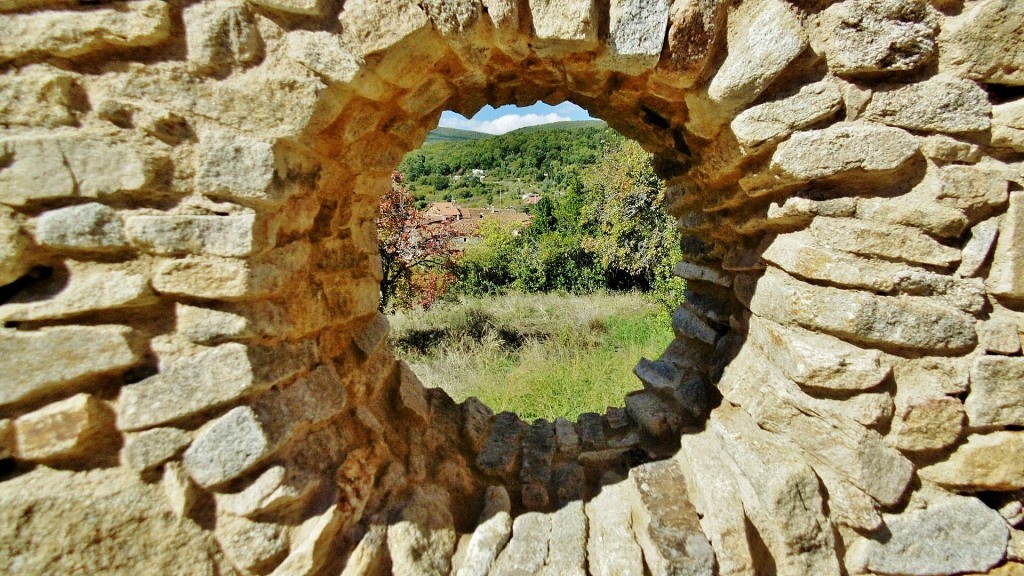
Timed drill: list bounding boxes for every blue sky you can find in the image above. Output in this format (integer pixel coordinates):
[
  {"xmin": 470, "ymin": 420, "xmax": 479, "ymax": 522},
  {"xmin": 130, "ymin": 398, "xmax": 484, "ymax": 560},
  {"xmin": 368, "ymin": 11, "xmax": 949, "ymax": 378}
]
[{"xmin": 439, "ymin": 101, "xmax": 594, "ymax": 134}]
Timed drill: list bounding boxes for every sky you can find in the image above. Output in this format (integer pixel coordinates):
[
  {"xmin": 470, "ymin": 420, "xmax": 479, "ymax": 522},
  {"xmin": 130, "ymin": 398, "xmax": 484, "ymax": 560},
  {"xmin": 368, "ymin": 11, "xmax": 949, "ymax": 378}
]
[{"xmin": 438, "ymin": 101, "xmax": 594, "ymax": 135}]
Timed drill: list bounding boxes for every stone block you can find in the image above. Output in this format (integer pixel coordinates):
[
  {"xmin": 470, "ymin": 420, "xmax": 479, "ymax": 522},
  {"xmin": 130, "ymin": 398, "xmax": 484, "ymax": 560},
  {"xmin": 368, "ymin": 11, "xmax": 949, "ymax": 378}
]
[
  {"xmin": 671, "ymin": 306, "xmax": 719, "ymax": 345},
  {"xmin": 920, "ymin": 431, "xmax": 1024, "ymax": 491},
  {"xmin": 475, "ymin": 411, "xmax": 526, "ymax": 477},
  {"xmin": 153, "ymin": 243, "xmax": 308, "ymax": 300},
  {"xmin": 889, "ymin": 395, "xmax": 964, "ymax": 453},
  {"xmin": 252, "ymin": 0, "xmax": 326, "ymax": 16},
  {"xmin": 586, "ymin": 480, "xmax": 644, "ymax": 576},
  {"xmin": 849, "ymin": 495, "xmax": 1009, "ymax": 576},
  {"xmin": 215, "ymin": 512, "xmax": 288, "ymax": 574},
  {"xmin": 163, "ymin": 461, "xmax": 198, "ymax": 520},
  {"xmin": 707, "ymin": 0, "xmax": 806, "ymax": 111},
  {"xmin": 958, "ymin": 217, "xmax": 1000, "ymax": 277},
  {"xmin": 863, "ymin": 76, "xmax": 991, "ymax": 134},
  {"xmin": 855, "ymin": 195, "xmax": 969, "ymax": 238},
  {"xmin": 183, "ymin": 406, "xmax": 280, "ymax": 488},
  {"xmin": 0, "ymin": 135, "xmax": 154, "ymax": 206},
  {"xmin": 979, "ymin": 315, "xmax": 1022, "ymax": 355},
  {"xmin": 576, "ymin": 411, "xmax": 605, "ymax": 450},
  {"xmin": 183, "ymin": 0, "xmax": 261, "ymax": 72},
  {"xmin": 387, "ymin": 485, "xmax": 456, "ymax": 576},
  {"xmin": 270, "ymin": 503, "xmax": 345, "ymax": 576},
  {"xmin": 603, "ymin": 0, "xmax": 670, "ymax": 73},
  {"xmin": 520, "ymin": 419, "xmax": 554, "ymax": 485},
  {"xmin": 195, "ymin": 131, "xmax": 277, "ymax": 203},
  {"xmin": 988, "ymin": 191, "xmax": 1024, "ymax": 300},
  {"xmin": 462, "ymin": 396, "xmax": 493, "ymax": 452},
  {"xmin": 0, "ymin": 262, "xmax": 156, "ymax": 323},
  {"xmin": 0, "ymin": 65, "xmax": 76, "ymax": 127},
  {"xmin": 0, "ymin": 0, "xmax": 170, "ymax": 62},
  {"xmin": 0, "ymin": 325, "xmax": 139, "ymax": 408},
  {"xmin": 749, "ymin": 267, "xmax": 977, "ymax": 353},
  {"xmin": 397, "ymin": 361, "xmax": 429, "ymax": 424},
  {"xmin": 543, "ymin": 500, "xmax": 587, "ymax": 575},
  {"xmin": 490, "ymin": 512, "xmax": 550, "ymax": 575},
  {"xmin": 625, "ymin": 391, "xmax": 682, "ymax": 439},
  {"xmin": 937, "ymin": 165, "xmax": 1009, "ymax": 221},
  {"xmin": 216, "ymin": 464, "xmax": 320, "ymax": 518},
  {"xmin": 992, "ymin": 98, "xmax": 1024, "ymax": 153},
  {"xmin": 0, "ymin": 205, "xmax": 29, "ymax": 287},
  {"xmin": 353, "ymin": 312, "xmax": 389, "ymax": 358},
  {"xmin": 810, "ymin": 216, "xmax": 959, "ymax": 268},
  {"xmin": 175, "ymin": 303, "xmax": 251, "ymax": 343},
  {"xmin": 338, "ymin": 0, "xmax": 431, "ymax": 57},
  {"xmin": 939, "ymin": 0, "xmax": 1024, "ymax": 85},
  {"xmin": 14, "ymin": 393, "xmax": 114, "ymax": 462},
  {"xmin": 122, "ymin": 427, "xmax": 191, "ymax": 473},
  {"xmin": 455, "ymin": 486, "xmax": 512, "ymax": 576},
  {"xmin": 34, "ymin": 203, "xmax": 126, "ymax": 252},
  {"xmin": 340, "ymin": 525, "xmax": 388, "ymax": 576},
  {"xmin": 0, "ymin": 418, "xmax": 10, "ymax": 459},
  {"xmin": 528, "ymin": 0, "xmax": 598, "ymax": 51},
  {"xmin": 672, "ymin": 261, "xmax": 731, "ymax": 286},
  {"xmin": 124, "ymin": 213, "xmax": 256, "ymax": 257},
  {"xmin": 554, "ymin": 416, "xmax": 580, "ymax": 456},
  {"xmin": 919, "ymin": 134, "xmax": 982, "ymax": 164},
  {"xmin": 966, "ymin": 356, "xmax": 1024, "ymax": 427},
  {"xmin": 287, "ymin": 31, "xmax": 363, "ymax": 85},
  {"xmin": 731, "ymin": 80, "xmax": 843, "ymax": 149},
  {"xmin": 814, "ymin": 0, "xmax": 936, "ymax": 77}
]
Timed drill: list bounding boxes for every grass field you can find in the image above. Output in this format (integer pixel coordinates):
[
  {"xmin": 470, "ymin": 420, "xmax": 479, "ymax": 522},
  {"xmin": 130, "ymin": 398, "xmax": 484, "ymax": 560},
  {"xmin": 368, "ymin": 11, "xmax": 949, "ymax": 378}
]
[{"xmin": 388, "ymin": 292, "xmax": 674, "ymax": 421}]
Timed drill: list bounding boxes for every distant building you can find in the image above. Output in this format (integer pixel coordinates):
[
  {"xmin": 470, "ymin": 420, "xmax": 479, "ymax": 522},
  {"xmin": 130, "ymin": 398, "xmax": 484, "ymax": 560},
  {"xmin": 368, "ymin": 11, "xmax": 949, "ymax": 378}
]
[
  {"xmin": 420, "ymin": 202, "xmax": 532, "ymax": 245},
  {"xmin": 522, "ymin": 193, "xmax": 542, "ymax": 205}
]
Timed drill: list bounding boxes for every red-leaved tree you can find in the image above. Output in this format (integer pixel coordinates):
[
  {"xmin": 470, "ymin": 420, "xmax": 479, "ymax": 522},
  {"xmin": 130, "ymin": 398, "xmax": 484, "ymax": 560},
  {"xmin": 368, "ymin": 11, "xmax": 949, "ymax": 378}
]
[{"xmin": 377, "ymin": 172, "xmax": 459, "ymax": 311}]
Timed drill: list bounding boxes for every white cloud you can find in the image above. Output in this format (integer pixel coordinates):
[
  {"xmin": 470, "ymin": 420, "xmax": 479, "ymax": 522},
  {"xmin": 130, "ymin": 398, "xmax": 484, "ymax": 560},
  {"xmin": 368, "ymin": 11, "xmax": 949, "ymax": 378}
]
[{"xmin": 440, "ymin": 112, "xmax": 572, "ymax": 134}]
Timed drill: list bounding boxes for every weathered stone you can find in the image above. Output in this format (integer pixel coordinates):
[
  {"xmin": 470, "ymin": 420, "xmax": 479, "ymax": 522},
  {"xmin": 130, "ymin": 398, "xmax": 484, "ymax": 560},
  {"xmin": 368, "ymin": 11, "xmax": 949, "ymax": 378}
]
[
  {"xmin": 576, "ymin": 411, "xmax": 605, "ymax": 450},
  {"xmin": 462, "ymin": 396, "xmax": 493, "ymax": 452},
  {"xmin": 490, "ymin": 512, "xmax": 550, "ymax": 576},
  {"xmin": 353, "ymin": 312, "xmax": 389, "ymax": 358},
  {"xmin": 810, "ymin": 216, "xmax": 959, "ymax": 268},
  {"xmin": 0, "ymin": 0, "xmax": 171, "ymax": 62},
  {"xmin": 810, "ymin": 460, "xmax": 882, "ymax": 533},
  {"xmin": 707, "ymin": 0, "xmax": 806, "ymax": 112},
  {"xmin": 992, "ymin": 98, "xmax": 1024, "ymax": 153},
  {"xmin": 919, "ymin": 134, "xmax": 982, "ymax": 164},
  {"xmin": 711, "ymin": 406, "xmax": 840, "ymax": 576},
  {"xmin": 765, "ymin": 123, "xmax": 919, "ymax": 187},
  {"xmin": 14, "ymin": 393, "xmax": 114, "ymax": 462},
  {"xmin": 604, "ymin": 0, "xmax": 670, "ymax": 73},
  {"xmin": 895, "ymin": 356, "xmax": 971, "ymax": 396},
  {"xmin": 980, "ymin": 315, "xmax": 1022, "ymax": 355},
  {"xmin": 633, "ymin": 358, "xmax": 706, "ymax": 417},
  {"xmin": 287, "ymin": 31, "xmax": 363, "ymax": 85},
  {"xmin": 676, "ymin": 428, "xmax": 754, "ymax": 576},
  {"xmin": 966, "ymin": 356, "xmax": 1024, "ymax": 427},
  {"xmin": 815, "ymin": 0, "xmax": 936, "ymax": 77},
  {"xmin": 0, "ymin": 205, "xmax": 29, "ymax": 287},
  {"xmin": 920, "ymin": 431, "xmax": 1024, "ymax": 491},
  {"xmin": 340, "ymin": 525, "xmax": 388, "ymax": 576},
  {"xmin": 527, "ymin": 0, "xmax": 598, "ymax": 50},
  {"xmin": 195, "ymin": 131, "xmax": 277, "ymax": 203},
  {"xmin": 628, "ymin": 460, "xmax": 714, "ymax": 576},
  {"xmin": 544, "ymin": 500, "xmax": 587, "ymax": 575},
  {"xmin": 118, "ymin": 342, "xmax": 311, "ymax": 431},
  {"xmin": 554, "ymin": 416, "xmax": 580, "ymax": 456},
  {"xmin": 269, "ymin": 505, "xmax": 344, "ymax": 576},
  {"xmin": 672, "ymin": 261, "xmax": 731, "ymax": 287},
  {"xmin": 750, "ymin": 267, "xmax": 977, "ymax": 353},
  {"xmin": 988, "ymin": 191, "xmax": 1024, "ymax": 300},
  {"xmin": 163, "ymin": 460, "xmax": 198, "ymax": 519},
  {"xmin": 476, "ymin": 411, "xmax": 526, "ymax": 477},
  {"xmin": 0, "ymin": 467, "xmax": 229, "ymax": 575},
  {"xmin": 420, "ymin": 0, "xmax": 482, "ymax": 37},
  {"xmin": 183, "ymin": 0, "xmax": 261, "ymax": 72},
  {"xmin": 959, "ymin": 217, "xmax": 1001, "ymax": 278},
  {"xmin": 671, "ymin": 306, "xmax": 719, "ymax": 345},
  {"xmin": 175, "ymin": 303, "xmax": 251, "ymax": 343},
  {"xmin": 0, "ymin": 261, "xmax": 155, "ymax": 323},
  {"xmin": 215, "ymin": 512, "xmax": 289, "ymax": 574},
  {"xmin": 387, "ymin": 486, "xmax": 457, "ymax": 576},
  {"xmin": 0, "ymin": 325, "xmax": 139, "ymax": 408},
  {"xmin": 456, "ymin": 486, "xmax": 512, "ymax": 576},
  {"xmin": 152, "ymin": 244, "xmax": 309, "ymax": 300},
  {"xmin": 731, "ymin": 80, "xmax": 843, "ymax": 149},
  {"xmin": 397, "ymin": 361, "xmax": 429, "ymax": 423},
  {"xmin": 937, "ymin": 165, "xmax": 1009, "ymax": 221},
  {"xmin": 338, "ymin": 0, "xmax": 431, "ymax": 57},
  {"xmin": 183, "ymin": 406, "xmax": 279, "ymax": 488},
  {"xmin": 124, "ymin": 213, "xmax": 256, "ymax": 257},
  {"xmin": 849, "ymin": 495, "xmax": 1009, "ymax": 576},
  {"xmin": 940, "ymin": 0, "xmax": 1024, "ymax": 85},
  {"xmin": 252, "ymin": 0, "xmax": 326, "ymax": 16},
  {"xmin": 586, "ymin": 479, "xmax": 645, "ymax": 576},
  {"xmin": 765, "ymin": 196, "xmax": 858, "ymax": 227},
  {"xmin": 0, "ymin": 66, "xmax": 76, "ymax": 127},
  {"xmin": 889, "ymin": 395, "xmax": 964, "ymax": 453},
  {"xmin": 0, "ymin": 419, "xmax": 11, "ymax": 459},
  {"xmin": 122, "ymin": 427, "xmax": 191, "ymax": 473},
  {"xmin": 856, "ymin": 195, "xmax": 969, "ymax": 238},
  {"xmin": 520, "ymin": 419, "xmax": 554, "ymax": 485},
  {"xmin": 625, "ymin": 391, "xmax": 682, "ymax": 439},
  {"xmin": 0, "ymin": 135, "xmax": 154, "ymax": 206},
  {"xmin": 863, "ymin": 76, "xmax": 991, "ymax": 134},
  {"xmin": 34, "ymin": 203, "xmax": 126, "ymax": 252},
  {"xmin": 216, "ymin": 464, "xmax": 321, "ymax": 517}
]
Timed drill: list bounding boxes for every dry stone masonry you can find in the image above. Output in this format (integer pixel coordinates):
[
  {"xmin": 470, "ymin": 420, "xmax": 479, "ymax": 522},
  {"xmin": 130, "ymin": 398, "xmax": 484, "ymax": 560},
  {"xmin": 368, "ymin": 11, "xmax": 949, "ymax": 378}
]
[{"xmin": 0, "ymin": 0, "xmax": 1022, "ymax": 574}]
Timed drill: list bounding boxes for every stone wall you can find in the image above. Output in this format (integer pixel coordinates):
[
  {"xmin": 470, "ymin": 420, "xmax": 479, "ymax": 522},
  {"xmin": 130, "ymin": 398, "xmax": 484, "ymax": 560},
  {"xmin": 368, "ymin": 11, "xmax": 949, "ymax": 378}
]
[{"xmin": 0, "ymin": 0, "xmax": 1022, "ymax": 574}]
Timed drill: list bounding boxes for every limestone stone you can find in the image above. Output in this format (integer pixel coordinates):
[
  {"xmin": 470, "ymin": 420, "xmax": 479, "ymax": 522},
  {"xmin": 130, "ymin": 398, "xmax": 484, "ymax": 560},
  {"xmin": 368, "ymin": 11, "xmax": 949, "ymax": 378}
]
[
  {"xmin": 153, "ymin": 243, "xmax": 309, "ymax": 299},
  {"xmin": 462, "ymin": 396, "xmax": 493, "ymax": 452},
  {"xmin": 672, "ymin": 261, "xmax": 731, "ymax": 287},
  {"xmin": 863, "ymin": 76, "xmax": 991, "ymax": 134},
  {"xmin": 576, "ymin": 411, "xmax": 606, "ymax": 450},
  {"xmin": 748, "ymin": 315, "xmax": 890, "ymax": 392},
  {"xmin": 387, "ymin": 486, "xmax": 457, "ymax": 576},
  {"xmin": 625, "ymin": 391, "xmax": 682, "ymax": 439},
  {"xmin": 0, "ymin": 262, "xmax": 156, "ymax": 323},
  {"xmin": 671, "ymin": 306, "xmax": 719, "ymax": 345},
  {"xmin": 287, "ymin": 31, "xmax": 364, "ymax": 85},
  {"xmin": 0, "ymin": 66, "xmax": 76, "ymax": 128},
  {"xmin": 810, "ymin": 216, "xmax": 959, "ymax": 268},
  {"xmin": 766, "ymin": 123, "xmax": 919, "ymax": 186},
  {"xmin": 815, "ymin": 0, "xmax": 936, "ymax": 77},
  {"xmin": 338, "ymin": 0, "xmax": 431, "ymax": 57},
  {"xmin": 939, "ymin": 0, "xmax": 1024, "ymax": 85},
  {"xmin": 749, "ymin": 267, "xmax": 977, "ymax": 353},
  {"xmin": 920, "ymin": 134, "xmax": 982, "ymax": 164},
  {"xmin": 0, "ymin": 0, "xmax": 171, "ymax": 62},
  {"xmin": 0, "ymin": 205, "xmax": 29, "ymax": 286},
  {"xmin": 124, "ymin": 213, "xmax": 256, "ymax": 257},
  {"xmin": 895, "ymin": 356, "xmax": 971, "ymax": 396},
  {"xmin": 527, "ymin": 0, "xmax": 598, "ymax": 50},
  {"xmin": 959, "ymin": 218, "xmax": 1001, "ymax": 277},
  {"xmin": 980, "ymin": 315, "xmax": 1022, "ymax": 355},
  {"xmin": 586, "ymin": 479, "xmax": 645, "ymax": 576},
  {"xmin": 0, "ymin": 325, "xmax": 139, "ymax": 408},
  {"xmin": 710, "ymin": 406, "xmax": 840, "ymax": 576},
  {"xmin": 850, "ymin": 495, "xmax": 1009, "ymax": 576},
  {"xmin": 966, "ymin": 356, "xmax": 1024, "ymax": 427},
  {"xmin": 675, "ymin": 428, "xmax": 754, "ymax": 576},
  {"xmin": 215, "ymin": 512, "xmax": 289, "ymax": 574},
  {"xmin": 397, "ymin": 361, "xmax": 429, "ymax": 424},
  {"xmin": 810, "ymin": 461, "xmax": 882, "ymax": 533},
  {"xmin": 920, "ymin": 431, "xmax": 1024, "ymax": 491},
  {"xmin": 0, "ymin": 135, "xmax": 154, "ymax": 206},
  {"xmin": 731, "ymin": 80, "xmax": 843, "ymax": 149},
  {"xmin": 554, "ymin": 416, "xmax": 580, "ymax": 456},
  {"xmin": 628, "ymin": 460, "xmax": 714, "ymax": 576},
  {"xmin": 0, "ymin": 419, "xmax": 11, "ymax": 459},
  {"xmin": 195, "ymin": 131, "xmax": 277, "ymax": 203},
  {"xmin": 456, "ymin": 486, "xmax": 513, "ymax": 576},
  {"xmin": 520, "ymin": 419, "xmax": 554, "ymax": 485},
  {"xmin": 992, "ymin": 99, "xmax": 1024, "ymax": 153},
  {"xmin": 604, "ymin": 0, "xmax": 670, "ymax": 73},
  {"xmin": 340, "ymin": 525, "xmax": 388, "ymax": 576},
  {"xmin": 162, "ymin": 461, "xmax": 198, "ymax": 519},
  {"xmin": 121, "ymin": 427, "xmax": 191, "ymax": 473},
  {"xmin": 765, "ymin": 196, "xmax": 858, "ymax": 227},
  {"xmin": 216, "ymin": 465, "xmax": 321, "ymax": 517},
  {"xmin": 475, "ymin": 411, "xmax": 526, "ymax": 477},
  {"xmin": 34, "ymin": 203, "xmax": 126, "ymax": 252},
  {"xmin": 543, "ymin": 500, "xmax": 587, "ymax": 575},
  {"xmin": 937, "ymin": 165, "xmax": 1009, "ymax": 221},
  {"xmin": 707, "ymin": 0, "xmax": 806, "ymax": 111},
  {"xmin": 633, "ymin": 358, "xmax": 707, "ymax": 417},
  {"xmin": 856, "ymin": 195, "xmax": 969, "ymax": 238},
  {"xmin": 269, "ymin": 506, "xmax": 344, "ymax": 576},
  {"xmin": 420, "ymin": 0, "xmax": 482, "ymax": 37},
  {"xmin": 490, "ymin": 512, "xmax": 550, "ymax": 576},
  {"xmin": 14, "ymin": 393, "xmax": 114, "ymax": 462},
  {"xmin": 252, "ymin": 0, "xmax": 326, "ymax": 16},
  {"xmin": 0, "ymin": 467, "xmax": 229, "ymax": 575},
  {"xmin": 183, "ymin": 0, "xmax": 262, "ymax": 72},
  {"xmin": 175, "ymin": 303, "xmax": 251, "ymax": 343},
  {"xmin": 889, "ymin": 395, "xmax": 964, "ymax": 453},
  {"xmin": 988, "ymin": 191, "xmax": 1024, "ymax": 299},
  {"xmin": 183, "ymin": 405, "xmax": 280, "ymax": 488}
]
